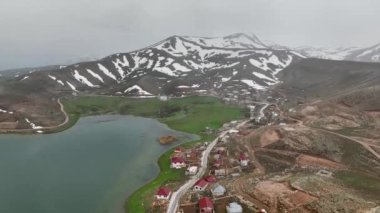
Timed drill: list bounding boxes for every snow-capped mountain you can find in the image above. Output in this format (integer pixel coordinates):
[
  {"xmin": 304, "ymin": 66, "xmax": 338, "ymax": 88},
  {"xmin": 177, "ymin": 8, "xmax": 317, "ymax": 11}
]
[
  {"xmin": 294, "ymin": 44, "xmax": 380, "ymax": 62},
  {"xmin": 16, "ymin": 33, "xmax": 302, "ymax": 101}
]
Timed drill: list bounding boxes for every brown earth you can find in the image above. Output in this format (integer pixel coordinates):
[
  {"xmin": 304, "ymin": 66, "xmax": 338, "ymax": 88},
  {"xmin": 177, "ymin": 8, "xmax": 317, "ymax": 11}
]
[{"xmin": 159, "ymin": 135, "xmax": 177, "ymax": 145}]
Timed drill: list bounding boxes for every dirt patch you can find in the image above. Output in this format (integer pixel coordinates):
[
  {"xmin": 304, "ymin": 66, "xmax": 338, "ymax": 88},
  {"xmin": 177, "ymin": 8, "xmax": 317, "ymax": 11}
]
[
  {"xmin": 300, "ymin": 106, "xmax": 317, "ymax": 115},
  {"xmin": 259, "ymin": 129, "xmax": 281, "ymax": 147},
  {"xmin": 296, "ymin": 154, "xmax": 347, "ymax": 170}
]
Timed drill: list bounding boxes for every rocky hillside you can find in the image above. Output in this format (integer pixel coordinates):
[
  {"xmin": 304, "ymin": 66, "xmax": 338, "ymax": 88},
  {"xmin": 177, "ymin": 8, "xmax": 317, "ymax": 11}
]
[
  {"xmin": 276, "ymin": 58, "xmax": 380, "ymax": 101},
  {"xmin": 12, "ymin": 33, "xmax": 302, "ymax": 101}
]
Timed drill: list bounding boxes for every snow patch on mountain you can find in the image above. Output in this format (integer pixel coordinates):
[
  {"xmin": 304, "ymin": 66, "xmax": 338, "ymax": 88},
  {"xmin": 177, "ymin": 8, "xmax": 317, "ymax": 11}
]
[
  {"xmin": 98, "ymin": 64, "xmax": 118, "ymax": 82},
  {"xmin": 66, "ymin": 81, "xmax": 77, "ymax": 91},
  {"xmin": 124, "ymin": 85, "xmax": 153, "ymax": 96},
  {"xmin": 86, "ymin": 69, "xmax": 104, "ymax": 83},
  {"xmin": 240, "ymin": 79, "xmax": 267, "ymax": 90},
  {"xmin": 73, "ymin": 70, "xmax": 98, "ymax": 88}
]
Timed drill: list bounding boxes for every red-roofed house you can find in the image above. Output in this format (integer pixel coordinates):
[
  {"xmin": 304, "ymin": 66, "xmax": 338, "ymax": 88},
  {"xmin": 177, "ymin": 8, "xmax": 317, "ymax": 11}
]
[
  {"xmin": 199, "ymin": 197, "xmax": 214, "ymax": 213},
  {"xmin": 171, "ymin": 156, "xmax": 186, "ymax": 169},
  {"xmin": 239, "ymin": 154, "xmax": 249, "ymax": 166},
  {"xmin": 155, "ymin": 187, "xmax": 172, "ymax": 200},
  {"xmin": 194, "ymin": 179, "xmax": 208, "ymax": 191},
  {"xmin": 213, "ymin": 159, "xmax": 224, "ymax": 169},
  {"xmin": 204, "ymin": 175, "xmax": 217, "ymax": 183}
]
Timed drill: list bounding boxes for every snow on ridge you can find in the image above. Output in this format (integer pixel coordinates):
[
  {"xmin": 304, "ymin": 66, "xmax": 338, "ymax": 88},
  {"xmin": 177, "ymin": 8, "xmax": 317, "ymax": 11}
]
[
  {"xmin": 240, "ymin": 79, "xmax": 267, "ymax": 90},
  {"xmin": 357, "ymin": 45, "xmax": 380, "ymax": 58},
  {"xmin": 21, "ymin": 76, "xmax": 29, "ymax": 81},
  {"xmin": 112, "ymin": 60, "xmax": 126, "ymax": 79},
  {"xmin": 290, "ymin": 51, "xmax": 306, "ymax": 58},
  {"xmin": 48, "ymin": 75, "xmax": 65, "ymax": 86},
  {"xmin": 172, "ymin": 63, "xmax": 191, "ymax": 72},
  {"xmin": 98, "ymin": 63, "xmax": 118, "ymax": 82},
  {"xmin": 66, "ymin": 81, "xmax": 77, "ymax": 91},
  {"xmin": 249, "ymin": 58, "xmax": 271, "ymax": 72},
  {"xmin": 0, "ymin": 108, "xmax": 13, "ymax": 114},
  {"xmin": 57, "ymin": 80, "xmax": 64, "ymax": 86},
  {"xmin": 124, "ymin": 85, "xmax": 153, "ymax": 96},
  {"xmin": 24, "ymin": 118, "xmax": 43, "ymax": 130},
  {"xmin": 153, "ymin": 65, "xmax": 177, "ymax": 76},
  {"xmin": 222, "ymin": 77, "xmax": 232, "ymax": 82},
  {"xmin": 86, "ymin": 69, "xmax": 104, "ymax": 83},
  {"xmin": 73, "ymin": 70, "xmax": 98, "ymax": 88},
  {"xmin": 252, "ymin": 72, "xmax": 276, "ymax": 84},
  {"xmin": 48, "ymin": 75, "xmax": 57, "ymax": 80}
]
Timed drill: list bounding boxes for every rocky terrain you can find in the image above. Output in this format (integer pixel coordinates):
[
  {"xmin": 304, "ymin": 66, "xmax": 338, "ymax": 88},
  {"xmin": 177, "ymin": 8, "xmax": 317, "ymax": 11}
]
[{"xmin": 198, "ymin": 59, "xmax": 380, "ymax": 212}]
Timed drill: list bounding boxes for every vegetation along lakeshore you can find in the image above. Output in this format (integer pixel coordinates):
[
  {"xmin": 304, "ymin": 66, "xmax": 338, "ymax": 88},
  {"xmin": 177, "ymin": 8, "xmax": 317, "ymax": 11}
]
[{"xmin": 61, "ymin": 95, "xmax": 246, "ymax": 212}]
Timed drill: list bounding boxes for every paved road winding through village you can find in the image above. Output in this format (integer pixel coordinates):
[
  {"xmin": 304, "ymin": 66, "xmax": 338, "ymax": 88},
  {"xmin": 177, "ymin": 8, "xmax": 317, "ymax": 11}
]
[{"xmin": 166, "ymin": 120, "xmax": 248, "ymax": 213}]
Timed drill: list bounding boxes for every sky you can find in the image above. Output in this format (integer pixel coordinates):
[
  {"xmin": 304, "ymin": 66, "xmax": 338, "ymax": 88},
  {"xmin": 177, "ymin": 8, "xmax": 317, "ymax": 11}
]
[{"xmin": 0, "ymin": 0, "xmax": 379, "ymax": 70}]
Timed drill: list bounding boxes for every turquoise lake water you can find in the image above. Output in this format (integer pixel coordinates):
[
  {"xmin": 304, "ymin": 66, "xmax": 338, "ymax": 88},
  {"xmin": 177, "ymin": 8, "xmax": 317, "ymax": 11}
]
[{"xmin": 0, "ymin": 115, "xmax": 198, "ymax": 213}]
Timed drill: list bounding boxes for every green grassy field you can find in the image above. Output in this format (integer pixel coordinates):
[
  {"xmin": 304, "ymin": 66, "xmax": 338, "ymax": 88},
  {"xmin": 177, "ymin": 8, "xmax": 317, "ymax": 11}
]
[
  {"xmin": 61, "ymin": 95, "xmax": 246, "ymax": 212},
  {"xmin": 335, "ymin": 171, "xmax": 380, "ymax": 199}
]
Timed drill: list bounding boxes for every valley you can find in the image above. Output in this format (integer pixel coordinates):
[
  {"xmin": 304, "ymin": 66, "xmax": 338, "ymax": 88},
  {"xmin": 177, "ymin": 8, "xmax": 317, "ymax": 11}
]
[{"xmin": 0, "ymin": 33, "xmax": 379, "ymax": 213}]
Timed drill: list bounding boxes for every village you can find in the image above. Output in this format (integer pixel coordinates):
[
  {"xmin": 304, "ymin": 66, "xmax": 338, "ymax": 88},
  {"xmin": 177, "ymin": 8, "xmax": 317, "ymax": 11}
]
[{"xmin": 149, "ymin": 100, "xmax": 280, "ymax": 213}]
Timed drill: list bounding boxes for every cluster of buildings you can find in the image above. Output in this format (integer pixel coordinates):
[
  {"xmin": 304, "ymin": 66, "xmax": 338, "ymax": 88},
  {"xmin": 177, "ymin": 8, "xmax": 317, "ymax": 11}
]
[
  {"xmin": 170, "ymin": 146, "xmax": 202, "ymax": 170},
  {"xmin": 153, "ymin": 120, "xmax": 258, "ymax": 212}
]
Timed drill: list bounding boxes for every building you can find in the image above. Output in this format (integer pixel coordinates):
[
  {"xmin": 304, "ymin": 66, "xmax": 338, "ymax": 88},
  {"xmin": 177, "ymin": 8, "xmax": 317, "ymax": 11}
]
[
  {"xmin": 199, "ymin": 197, "xmax": 214, "ymax": 213},
  {"xmin": 194, "ymin": 179, "xmax": 208, "ymax": 191},
  {"xmin": 226, "ymin": 202, "xmax": 243, "ymax": 213},
  {"xmin": 204, "ymin": 175, "xmax": 217, "ymax": 183},
  {"xmin": 155, "ymin": 187, "xmax": 172, "ymax": 200},
  {"xmin": 158, "ymin": 95, "xmax": 169, "ymax": 101},
  {"xmin": 239, "ymin": 154, "xmax": 249, "ymax": 167},
  {"xmin": 213, "ymin": 159, "xmax": 224, "ymax": 169},
  {"xmin": 211, "ymin": 184, "xmax": 226, "ymax": 197},
  {"xmin": 214, "ymin": 169, "xmax": 227, "ymax": 177},
  {"xmin": 171, "ymin": 156, "xmax": 186, "ymax": 169},
  {"xmin": 186, "ymin": 166, "xmax": 198, "ymax": 175}
]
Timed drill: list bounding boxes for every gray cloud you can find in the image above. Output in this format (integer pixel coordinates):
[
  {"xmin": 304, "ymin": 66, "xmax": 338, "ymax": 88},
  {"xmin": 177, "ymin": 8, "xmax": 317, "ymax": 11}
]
[{"xmin": 0, "ymin": 0, "xmax": 379, "ymax": 70}]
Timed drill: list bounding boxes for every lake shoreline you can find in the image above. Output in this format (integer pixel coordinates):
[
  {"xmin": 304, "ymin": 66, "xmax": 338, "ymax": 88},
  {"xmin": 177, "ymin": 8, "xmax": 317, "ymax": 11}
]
[{"xmin": 0, "ymin": 95, "xmax": 245, "ymax": 213}]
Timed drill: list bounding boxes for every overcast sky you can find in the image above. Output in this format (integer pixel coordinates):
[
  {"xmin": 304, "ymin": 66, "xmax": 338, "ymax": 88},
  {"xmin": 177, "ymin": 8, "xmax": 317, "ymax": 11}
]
[{"xmin": 0, "ymin": 0, "xmax": 379, "ymax": 70}]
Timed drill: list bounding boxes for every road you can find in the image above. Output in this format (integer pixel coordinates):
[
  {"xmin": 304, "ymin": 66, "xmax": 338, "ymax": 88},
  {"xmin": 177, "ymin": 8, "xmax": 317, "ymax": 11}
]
[{"xmin": 166, "ymin": 120, "xmax": 248, "ymax": 213}]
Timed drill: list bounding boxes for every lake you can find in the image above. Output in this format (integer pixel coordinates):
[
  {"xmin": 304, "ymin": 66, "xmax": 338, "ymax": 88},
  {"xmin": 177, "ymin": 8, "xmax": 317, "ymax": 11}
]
[{"xmin": 0, "ymin": 115, "xmax": 198, "ymax": 213}]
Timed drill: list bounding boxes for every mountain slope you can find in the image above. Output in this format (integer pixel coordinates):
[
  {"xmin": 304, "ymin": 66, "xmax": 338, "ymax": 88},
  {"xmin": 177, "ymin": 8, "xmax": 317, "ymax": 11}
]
[
  {"xmin": 14, "ymin": 34, "xmax": 301, "ymax": 101},
  {"xmin": 276, "ymin": 58, "xmax": 380, "ymax": 100},
  {"xmin": 294, "ymin": 44, "xmax": 380, "ymax": 62}
]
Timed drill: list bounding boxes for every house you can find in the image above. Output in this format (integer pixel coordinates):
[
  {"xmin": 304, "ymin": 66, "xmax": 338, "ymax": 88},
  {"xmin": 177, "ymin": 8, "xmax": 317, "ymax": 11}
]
[
  {"xmin": 211, "ymin": 184, "xmax": 226, "ymax": 197},
  {"xmin": 186, "ymin": 166, "xmax": 198, "ymax": 175},
  {"xmin": 239, "ymin": 154, "xmax": 249, "ymax": 167},
  {"xmin": 171, "ymin": 156, "xmax": 186, "ymax": 169},
  {"xmin": 159, "ymin": 95, "xmax": 169, "ymax": 101},
  {"xmin": 199, "ymin": 197, "xmax": 214, "ymax": 213},
  {"xmin": 213, "ymin": 159, "xmax": 224, "ymax": 169},
  {"xmin": 194, "ymin": 179, "xmax": 208, "ymax": 191},
  {"xmin": 204, "ymin": 175, "xmax": 217, "ymax": 183},
  {"xmin": 155, "ymin": 187, "xmax": 172, "ymax": 200},
  {"xmin": 226, "ymin": 202, "xmax": 243, "ymax": 213},
  {"xmin": 214, "ymin": 169, "xmax": 227, "ymax": 177}
]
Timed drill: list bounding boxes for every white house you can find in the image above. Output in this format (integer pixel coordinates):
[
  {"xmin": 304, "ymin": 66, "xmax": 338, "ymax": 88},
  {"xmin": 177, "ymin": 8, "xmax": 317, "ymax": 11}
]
[
  {"xmin": 186, "ymin": 166, "xmax": 198, "ymax": 175},
  {"xmin": 211, "ymin": 184, "xmax": 226, "ymax": 197},
  {"xmin": 239, "ymin": 154, "xmax": 249, "ymax": 167},
  {"xmin": 226, "ymin": 202, "xmax": 243, "ymax": 213}
]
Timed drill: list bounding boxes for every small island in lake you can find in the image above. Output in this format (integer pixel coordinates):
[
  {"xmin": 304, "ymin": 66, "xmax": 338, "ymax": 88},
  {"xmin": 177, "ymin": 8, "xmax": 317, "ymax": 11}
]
[{"xmin": 159, "ymin": 135, "xmax": 177, "ymax": 145}]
